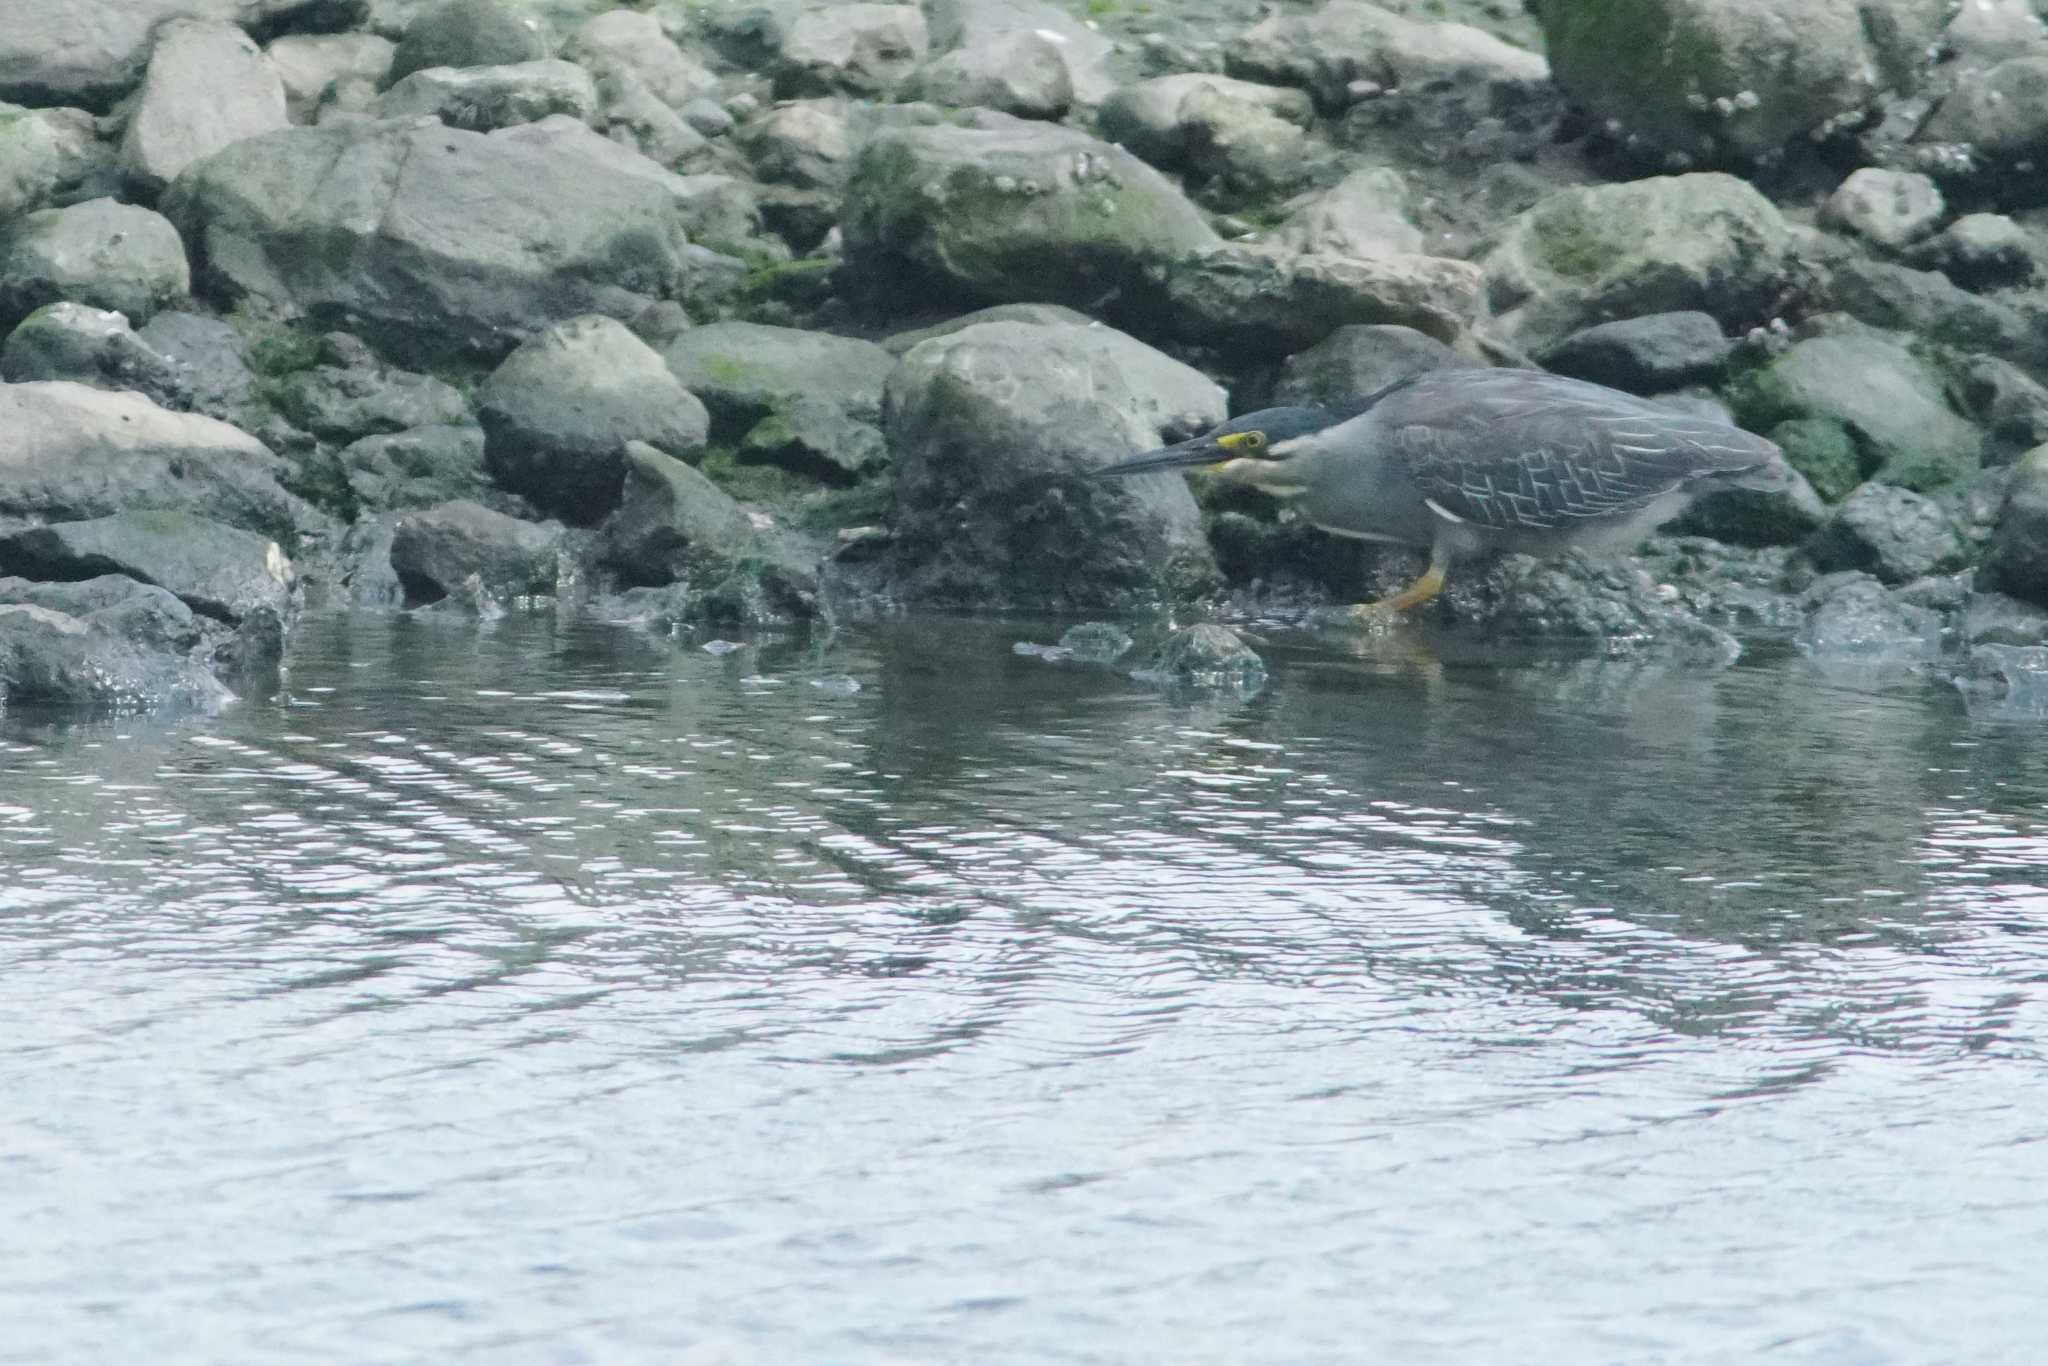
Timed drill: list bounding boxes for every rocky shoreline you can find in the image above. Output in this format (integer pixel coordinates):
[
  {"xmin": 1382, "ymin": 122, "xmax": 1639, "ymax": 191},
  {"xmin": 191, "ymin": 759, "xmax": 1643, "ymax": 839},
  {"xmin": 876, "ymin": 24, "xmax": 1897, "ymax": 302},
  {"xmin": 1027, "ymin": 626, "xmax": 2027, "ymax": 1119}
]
[{"xmin": 6, "ymin": 0, "xmax": 2048, "ymax": 709}]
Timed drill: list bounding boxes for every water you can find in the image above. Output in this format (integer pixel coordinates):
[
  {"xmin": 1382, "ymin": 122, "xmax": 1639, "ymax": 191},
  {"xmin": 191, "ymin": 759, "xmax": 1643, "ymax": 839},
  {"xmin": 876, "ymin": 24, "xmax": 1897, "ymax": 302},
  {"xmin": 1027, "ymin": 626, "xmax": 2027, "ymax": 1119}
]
[{"xmin": 5, "ymin": 612, "xmax": 2048, "ymax": 1364}]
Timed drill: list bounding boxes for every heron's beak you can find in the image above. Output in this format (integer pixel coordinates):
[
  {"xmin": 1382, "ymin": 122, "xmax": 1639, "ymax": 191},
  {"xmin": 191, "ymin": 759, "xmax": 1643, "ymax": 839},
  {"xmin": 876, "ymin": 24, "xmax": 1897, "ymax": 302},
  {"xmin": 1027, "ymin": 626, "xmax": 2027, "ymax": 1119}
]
[{"xmin": 1093, "ymin": 433, "xmax": 1234, "ymax": 478}]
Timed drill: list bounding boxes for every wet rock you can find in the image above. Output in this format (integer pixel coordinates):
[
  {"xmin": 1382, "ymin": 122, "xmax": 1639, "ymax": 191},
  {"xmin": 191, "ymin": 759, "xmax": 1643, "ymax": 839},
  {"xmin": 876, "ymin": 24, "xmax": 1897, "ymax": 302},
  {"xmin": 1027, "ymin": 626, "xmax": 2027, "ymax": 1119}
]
[
  {"xmin": 1903, "ymin": 214, "xmax": 2040, "ymax": 290},
  {"xmin": 1729, "ymin": 332, "xmax": 1981, "ymax": 493},
  {"xmin": 1272, "ymin": 324, "xmax": 1473, "ymax": 407},
  {"xmin": 260, "ymin": 334, "xmax": 470, "ymax": 443},
  {"xmin": 134, "ymin": 311, "xmax": 256, "ymax": 419},
  {"xmin": 163, "ymin": 120, "xmax": 703, "ymax": 363},
  {"xmin": 0, "ymin": 303, "xmax": 191, "ymax": 410},
  {"xmin": 882, "ymin": 320, "xmax": 1219, "ymax": 611},
  {"xmin": 775, "ymin": 4, "xmax": 926, "ymax": 98},
  {"xmin": 0, "ymin": 103, "xmax": 66, "ymax": 221},
  {"xmin": 1796, "ymin": 572, "xmax": 1942, "ymax": 662},
  {"xmin": 121, "ymin": 20, "xmax": 288, "ymax": 198},
  {"xmin": 0, "ymin": 602, "xmax": 231, "ymax": 711},
  {"xmin": 842, "ymin": 120, "xmax": 1217, "ymax": 311},
  {"xmin": 1952, "ymin": 354, "xmax": 2048, "ymax": 460},
  {"xmin": 1141, "ymin": 623, "xmax": 1266, "ymax": 690},
  {"xmin": 1820, "ymin": 168, "xmax": 1944, "ymax": 251},
  {"xmin": 1825, "ymin": 259, "xmax": 2037, "ymax": 365},
  {"xmin": 599, "ymin": 443, "xmax": 819, "ymax": 623},
  {"xmin": 1806, "ymin": 482, "xmax": 1969, "ymax": 585},
  {"xmin": 0, "ymin": 382, "xmax": 310, "ymax": 538},
  {"xmin": 388, "ymin": 0, "xmax": 547, "ymax": 86},
  {"xmin": 0, "ymin": 198, "xmax": 188, "ymax": 329},
  {"xmin": 0, "ymin": 575, "xmax": 201, "ymax": 655},
  {"xmin": 374, "ymin": 59, "xmax": 597, "ymax": 131},
  {"xmin": 1232, "ymin": 1, "xmax": 1547, "ymax": 111},
  {"xmin": 1639, "ymin": 536, "xmax": 1802, "ymax": 628},
  {"xmin": 1538, "ymin": 312, "xmax": 1732, "ymax": 394},
  {"xmin": 0, "ymin": 510, "xmax": 294, "ymax": 624},
  {"xmin": 1153, "ymin": 245, "xmax": 1481, "ymax": 358},
  {"xmin": 911, "ymin": 30, "xmax": 1071, "ymax": 121},
  {"xmin": 267, "ymin": 34, "xmax": 396, "ymax": 123},
  {"xmin": 1952, "ymin": 643, "xmax": 2048, "ymax": 714},
  {"xmin": 664, "ymin": 321, "xmax": 894, "ymax": 472},
  {"xmin": 1059, "ymin": 621, "xmax": 1132, "ymax": 664},
  {"xmin": 1985, "ymin": 447, "xmax": 2048, "ymax": 607},
  {"xmin": 560, "ymin": 10, "xmax": 715, "ymax": 110},
  {"xmin": 1962, "ymin": 590, "xmax": 2048, "ymax": 647},
  {"xmin": 1483, "ymin": 174, "xmax": 1791, "ymax": 354},
  {"xmin": 340, "ymin": 425, "xmax": 497, "ymax": 513},
  {"xmin": 1539, "ymin": 0, "xmax": 1942, "ymax": 162},
  {"xmin": 1267, "ymin": 166, "xmax": 1425, "ymax": 258},
  {"xmin": 1917, "ymin": 54, "xmax": 2048, "ymax": 174},
  {"xmin": 481, "ymin": 314, "xmax": 708, "ymax": 524},
  {"xmin": 1439, "ymin": 551, "xmax": 1741, "ymax": 662},
  {"xmin": 1763, "ymin": 416, "xmax": 1864, "ymax": 503},
  {"xmin": 388, "ymin": 499, "xmax": 561, "ymax": 605},
  {"xmin": 927, "ymin": 0, "xmax": 1115, "ymax": 105}
]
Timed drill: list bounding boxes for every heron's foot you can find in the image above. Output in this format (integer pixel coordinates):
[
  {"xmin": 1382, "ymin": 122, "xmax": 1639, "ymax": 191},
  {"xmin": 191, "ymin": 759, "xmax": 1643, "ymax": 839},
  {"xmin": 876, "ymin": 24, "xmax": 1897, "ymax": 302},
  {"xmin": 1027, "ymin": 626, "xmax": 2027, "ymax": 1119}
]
[{"xmin": 1317, "ymin": 564, "xmax": 1447, "ymax": 631}]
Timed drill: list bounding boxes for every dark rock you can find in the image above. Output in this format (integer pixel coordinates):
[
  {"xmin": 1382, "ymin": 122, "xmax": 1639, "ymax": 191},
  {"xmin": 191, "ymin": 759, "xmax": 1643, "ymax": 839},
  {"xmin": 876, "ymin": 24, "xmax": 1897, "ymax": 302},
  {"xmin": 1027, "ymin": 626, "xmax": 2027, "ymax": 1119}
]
[
  {"xmin": 481, "ymin": 314, "xmax": 708, "ymax": 524},
  {"xmin": 1272, "ymin": 325, "xmax": 1473, "ymax": 407},
  {"xmin": 1539, "ymin": 313, "xmax": 1732, "ymax": 394},
  {"xmin": 1152, "ymin": 245, "xmax": 1482, "ymax": 358},
  {"xmin": 1435, "ymin": 550, "xmax": 1741, "ymax": 662},
  {"xmin": 1766, "ymin": 416, "xmax": 1865, "ymax": 502},
  {"xmin": 775, "ymin": 4, "xmax": 927, "ymax": 98},
  {"xmin": 843, "ymin": 120, "xmax": 1217, "ymax": 311},
  {"xmin": 1796, "ymin": 572, "xmax": 1943, "ymax": 663},
  {"xmin": 388, "ymin": 0, "xmax": 547, "ymax": 86},
  {"xmin": 121, "ymin": 19, "xmax": 288, "ymax": 197},
  {"xmin": 0, "ymin": 381, "xmax": 312, "ymax": 539},
  {"xmin": 1819, "ymin": 168, "xmax": 1944, "ymax": 251},
  {"xmin": 163, "ymin": 120, "xmax": 705, "ymax": 363},
  {"xmin": 0, "ymin": 509, "xmax": 294, "ymax": 623},
  {"xmin": 1823, "ymin": 260, "xmax": 2037, "ymax": 367},
  {"xmin": 340, "ymin": 425, "xmax": 500, "ymax": 513},
  {"xmin": 1903, "ymin": 214, "xmax": 2040, "ymax": 290},
  {"xmin": 0, "ymin": 603, "xmax": 231, "ymax": 711},
  {"xmin": 388, "ymin": 499, "xmax": 562, "ymax": 606},
  {"xmin": 262, "ymin": 335, "xmax": 470, "ymax": 442},
  {"xmin": 0, "ymin": 574, "xmax": 201, "ymax": 654},
  {"xmin": 1985, "ymin": 447, "xmax": 2048, "ymax": 607},
  {"xmin": 0, "ymin": 197, "xmax": 189, "ymax": 328},
  {"xmin": 0, "ymin": 303, "xmax": 191, "ymax": 409},
  {"xmin": 882, "ymin": 320, "xmax": 1219, "ymax": 611},
  {"xmin": 1669, "ymin": 471, "xmax": 1828, "ymax": 548},
  {"xmin": 134, "ymin": 311, "xmax": 257, "ymax": 419},
  {"xmin": 1952, "ymin": 643, "xmax": 2048, "ymax": 714},
  {"xmin": 1059, "ymin": 621, "xmax": 1132, "ymax": 664},
  {"xmin": 1806, "ymin": 482, "xmax": 1969, "ymax": 586},
  {"xmin": 1952, "ymin": 354, "xmax": 2048, "ymax": 460},
  {"xmin": 599, "ymin": 443, "xmax": 820, "ymax": 623}
]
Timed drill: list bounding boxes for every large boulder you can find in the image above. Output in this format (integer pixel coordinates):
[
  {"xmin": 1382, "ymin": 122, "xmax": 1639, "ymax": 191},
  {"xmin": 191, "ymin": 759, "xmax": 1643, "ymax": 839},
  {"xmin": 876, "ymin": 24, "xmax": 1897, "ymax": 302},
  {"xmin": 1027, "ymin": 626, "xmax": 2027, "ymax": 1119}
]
[
  {"xmin": 388, "ymin": 0, "xmax": 548, "ymax": 86},
  {"xmin": 1987, "ymin": 446, "xmax": 2048, "ymax": 608},
  {"xmin": 480, "ymin": 314, "xmax": 708, "ymax": 523},
  {"xmin": 663, "ymin": 322, "xmax": 895, "ymax": 479},
  {"xmin": 842, "ymin": 120, "xmax": 1217, "ymax": 310},
  {"xmin": 0, "ymin": 510, "xmax": 293, "ymax": 624},
  {"xmin": 881, "ymin": 320, "xmax": 1220, "ymax": 610},
  {"xmin": 1482, "ymin": 174, "xmax": 1792, "ymax": 352},
  {"xmin": 120, "ymin": 19, "xmax": 288, "ymax": 198},
  {"xmin": 0, "ymin": 199, "xmax": 189, "ymax": 329},
  {"xmin": 1230, "ymin": 1, "xmax": 1548, "ymax": 110},
  {"xmin": 162, "ymin": 120, "xmax": 707, "ymax": 363},
  {"xmin": 1536, "ymin": 0, "xmax": 1947, "ymax": 162},
  {"xmin": 0, "ymin": 602, "xmax": 231, "ymax": 710},
  {"xmin": 0, "ymin": 382, "xmax": 310, "ymax": 539}
]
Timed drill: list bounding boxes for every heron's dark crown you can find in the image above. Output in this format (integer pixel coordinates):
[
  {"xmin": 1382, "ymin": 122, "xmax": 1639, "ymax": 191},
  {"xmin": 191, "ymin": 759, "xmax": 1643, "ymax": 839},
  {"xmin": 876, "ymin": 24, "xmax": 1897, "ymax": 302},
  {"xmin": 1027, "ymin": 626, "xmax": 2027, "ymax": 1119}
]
[{"xmin": 1211, "ymin": 405, "xmax": 1352, "ymax": 447}]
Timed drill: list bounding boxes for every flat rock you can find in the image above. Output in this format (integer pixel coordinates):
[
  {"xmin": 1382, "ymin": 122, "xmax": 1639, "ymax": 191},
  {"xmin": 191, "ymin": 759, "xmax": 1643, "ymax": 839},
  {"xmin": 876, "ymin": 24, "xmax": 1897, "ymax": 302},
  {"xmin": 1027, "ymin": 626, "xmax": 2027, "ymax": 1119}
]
[
  {"xmin": 121, "ymin": 19, "xmax": 288, "ymax": 198},
  {"xmin": 1152, "ymin": 244, "xmax": 1482, "ymax": 357},
  {"xmin": 0, "ymin": 198, "xmax": 189, "ymax": 328},
  {"xmin": 0, "ymin": 509, "xmax": 294, "ymax": 623}
]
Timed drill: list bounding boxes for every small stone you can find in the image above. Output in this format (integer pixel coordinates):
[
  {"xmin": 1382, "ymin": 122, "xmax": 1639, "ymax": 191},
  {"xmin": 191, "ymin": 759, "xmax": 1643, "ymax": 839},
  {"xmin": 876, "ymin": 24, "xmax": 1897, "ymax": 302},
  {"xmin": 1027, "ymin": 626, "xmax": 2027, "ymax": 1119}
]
[
  {"xmin": 1806, "ymin": 482, "xmax": 1969, "ymax": 586},
  {"xmin": 1819, "ymin": 168, "xmax": 1945, "ymax": 251}
]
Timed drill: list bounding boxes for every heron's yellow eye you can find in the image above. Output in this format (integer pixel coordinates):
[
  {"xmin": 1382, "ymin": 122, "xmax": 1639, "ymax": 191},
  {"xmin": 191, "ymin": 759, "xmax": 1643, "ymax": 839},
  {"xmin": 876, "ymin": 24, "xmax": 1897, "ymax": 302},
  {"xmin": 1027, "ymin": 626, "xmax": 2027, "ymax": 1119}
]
[{"xmin": 1220, "ymin": 430, "xmax": 1269, "ymax": 456}]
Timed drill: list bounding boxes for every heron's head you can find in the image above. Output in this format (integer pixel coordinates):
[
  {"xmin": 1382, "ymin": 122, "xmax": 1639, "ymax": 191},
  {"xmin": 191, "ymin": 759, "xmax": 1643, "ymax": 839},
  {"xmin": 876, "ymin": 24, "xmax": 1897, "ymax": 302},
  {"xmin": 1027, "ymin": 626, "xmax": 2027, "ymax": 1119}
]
[{"xmin": 1095, "ymin": 406, "xmax": 1346, "ymax": 493}]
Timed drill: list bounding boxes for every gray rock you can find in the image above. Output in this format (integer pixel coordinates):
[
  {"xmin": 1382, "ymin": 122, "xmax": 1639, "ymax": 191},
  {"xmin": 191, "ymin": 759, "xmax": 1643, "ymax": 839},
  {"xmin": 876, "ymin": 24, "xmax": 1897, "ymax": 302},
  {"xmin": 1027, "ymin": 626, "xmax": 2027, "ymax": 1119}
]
[
  {"xmin": 1098, "ymin": 74, "xmax": 1311, "ymax": 169},
  {"xmin": 484, "ymin": 115, "xmax": 762, "ymax": 247},
  {"xmin": 1986, "ymin": 447, "xmax": 2048, "ymax": 607},
  {"xmin": 266, "ymin": 34, "xmax": 396, "ymax": 123},
  {"xmin": 120, "ymin": 20, "xmax": 288, "ymax": 198},
  {"xmin": 163, "ymin": 120, "xmax": 702, "ymax": 363},
  {"xmin": 0, "ymin": 602, "xmax": 231, "ymax": 710},
  {"xmin": 561, "ymin": 9, "xmax": 715, "ymax": 109},
  {"xmin": 1142, "ymin": 623, "xmax": 1266, "ymax": 689},
  {"xmin": 588, "ymin": 66, "xmax": 711, "ymax": 170},
  {"xmin": 881, "ymin": 302, "xmax": 1096, "ymax": 354},
  {"xmin": 1797, "ymin": 572, "xmax": 1943, "ymax": 662},
  {"xmin": 775, "ymin": 4, "xmax": 926, "ymax": 98},
  {"xmin": 913, "ymin": 31, "xmax": 1071, "ymax": 120},
  {"xmin": 1820, "ymin": 168, "xmax": 1944, "ymax": 251},
  {"xmin": 0, "ymin": 574, "xmax": 202, "ymax": 655},
  {"xmin": 388, "ymin": 0, "xmax": 548, "ymax": 86},
  {"xmin": 1540, "ymin": 0, "xmax": 1944, "ymax": 162},
  {"xmin": 600, "ymin": 443, "xmax": 819, "ymax": 623},
  {"xmin": 1953, "ymin": 354, "xmax": 2048, "ymax": 460},
  {"xmin": 1268, "ymin": 166, "xmax": 1426, "ymax": 258},
  {"xmin": 1730, "ymin": 332, "xmax": 1981, "ymax": 493},
  {"xmin": 664, "ymin": 319, "xmax": 894, "ymax": 446},
  {"xmin": 1437, "ymin": 550, "xmax": 1741, "ymax": 661},
  {"xmin": 1231, "ymin": 1, "xmax": 1548, "ymax": 110},
  {"xmin": 681, "ymin": 99, "xmax": 734, "ymax": 139},
  {"xmin": 1153, "ymin": 245, "xmax": 1482, "ymax": 357},
  {"xmin": 882, "ymin": 320, "xmax": 1220, "ymax": 610},
  {"xmin": 1483, "ymin": 174, "xmax": 1792, "ymax": 354},
  {"xmin": 0, "ymin": 103, "xmax": 66, "ymax": 221},
  {"xmin": 0, "ymin": 303, "xmax": 191, "ymax": 409},
  {"xmin": 843, "ymin": 120, "xmax": 1217, "ymax": 310},
  {"xmin": 1825, "ymin": 259, "xmax": 2037, "ymax": 365},
  {"xmin": 1918, "ymin": 54, "xmax": 2048, "ymax": 170},
  {"xmin": 1962, "ymin": 589, "xmax": 2048, "ymax": 647},
  {"xmin": 135, "ymin": 311, "xmax": 256, "ymax": 418},
  {"xmin": 1272, "ymin": 324, "xmax": 1473, "ymax": 407},
  {"xmin": 0, "ymin": 198, "xmax": 188, "ymax": 329},
  {"xmin": 740, "ymin": 100, "xmax": 855, "ymax": 190},
  {"xmin": 927, "ymin": 0, "xmax": 1115, "ymax": 105},
  {"xmin": 481, "ymin": 314, "xmax": 708, "ymax": 523},
  {"xmin": 1903, "ymin": 213, "xmax": 2040, "ymax": 289},
  {"xmin": 374, "ymin": 59, "xmax": 597, "ymax": 131},
  {"xmin": 340, "ymin": 425, "xmax": 495, "ymax": 512},
  {"xmin": 1944, "ymin": 0, "xmax": 2048, "ymax": 68},
  {"xmin": 1807, "ymin": 482, "xmax": 1969, "ymax": 585},
  {"xmin": 0, "ymin": 509, "xmax": 293, "ymax": 623},
  {"xmin": 1538, "ymin": 312, "xmax": 1732, "ymax": 394},
  {"xmin": 389, "ymin": 499, "xmax": 561, "ymax": 605},
  {"xmin": 0, "ymin": 381, "xmax": 310, "ymax": 538},
  {"xmin": 1669, "ymin": 467, "xmax": 1828, "ymax": 548},
  {"xmin": 262, "ymin": 335, "xmax": 470, "ymax": 442}
]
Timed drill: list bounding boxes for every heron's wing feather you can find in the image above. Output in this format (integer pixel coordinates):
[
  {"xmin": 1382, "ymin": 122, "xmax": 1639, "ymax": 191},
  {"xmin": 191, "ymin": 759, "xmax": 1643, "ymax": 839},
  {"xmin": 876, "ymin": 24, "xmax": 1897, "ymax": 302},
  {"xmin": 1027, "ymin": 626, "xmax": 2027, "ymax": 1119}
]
[{"xmin": 1384, "ymin": 375, "xmax": 1779, "ymax": 533}]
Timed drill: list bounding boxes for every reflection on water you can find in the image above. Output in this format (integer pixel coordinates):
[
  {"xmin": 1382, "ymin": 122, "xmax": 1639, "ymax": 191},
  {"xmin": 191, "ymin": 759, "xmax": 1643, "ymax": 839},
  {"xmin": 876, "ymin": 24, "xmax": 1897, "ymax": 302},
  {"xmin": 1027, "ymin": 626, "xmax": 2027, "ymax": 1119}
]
[{"xmin": 4, "ymin": 612, "xmax": 2048, "ymax": 1363}]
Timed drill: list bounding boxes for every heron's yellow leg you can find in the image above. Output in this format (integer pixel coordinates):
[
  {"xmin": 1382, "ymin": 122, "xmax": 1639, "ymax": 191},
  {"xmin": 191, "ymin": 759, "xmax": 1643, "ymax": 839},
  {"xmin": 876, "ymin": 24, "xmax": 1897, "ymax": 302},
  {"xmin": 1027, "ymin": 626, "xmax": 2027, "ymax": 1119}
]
[{"xmin": 1356, "ymin": 563, "xmax": 1446, "ymax": 616}]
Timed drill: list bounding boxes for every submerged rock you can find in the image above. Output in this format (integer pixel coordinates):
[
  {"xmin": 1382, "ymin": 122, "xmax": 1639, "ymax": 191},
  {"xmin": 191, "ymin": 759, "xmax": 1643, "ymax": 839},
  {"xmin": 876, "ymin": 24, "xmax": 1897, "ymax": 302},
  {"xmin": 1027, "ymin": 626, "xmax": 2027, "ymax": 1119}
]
[
  {"xmin": 1437, "ymin": 551, "xmax": 1742, "ymax": 661},
  {"xmin": 1140, "ymin": 622, "xmax": 1266, "ymax": 691},
  {"xmin": 1796, "ymin": 572, "xmax": 1943, "ymax": 663},
  {"xmin": 0, "ymin": 510, "xmax": 294, "ymax": 624}
]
